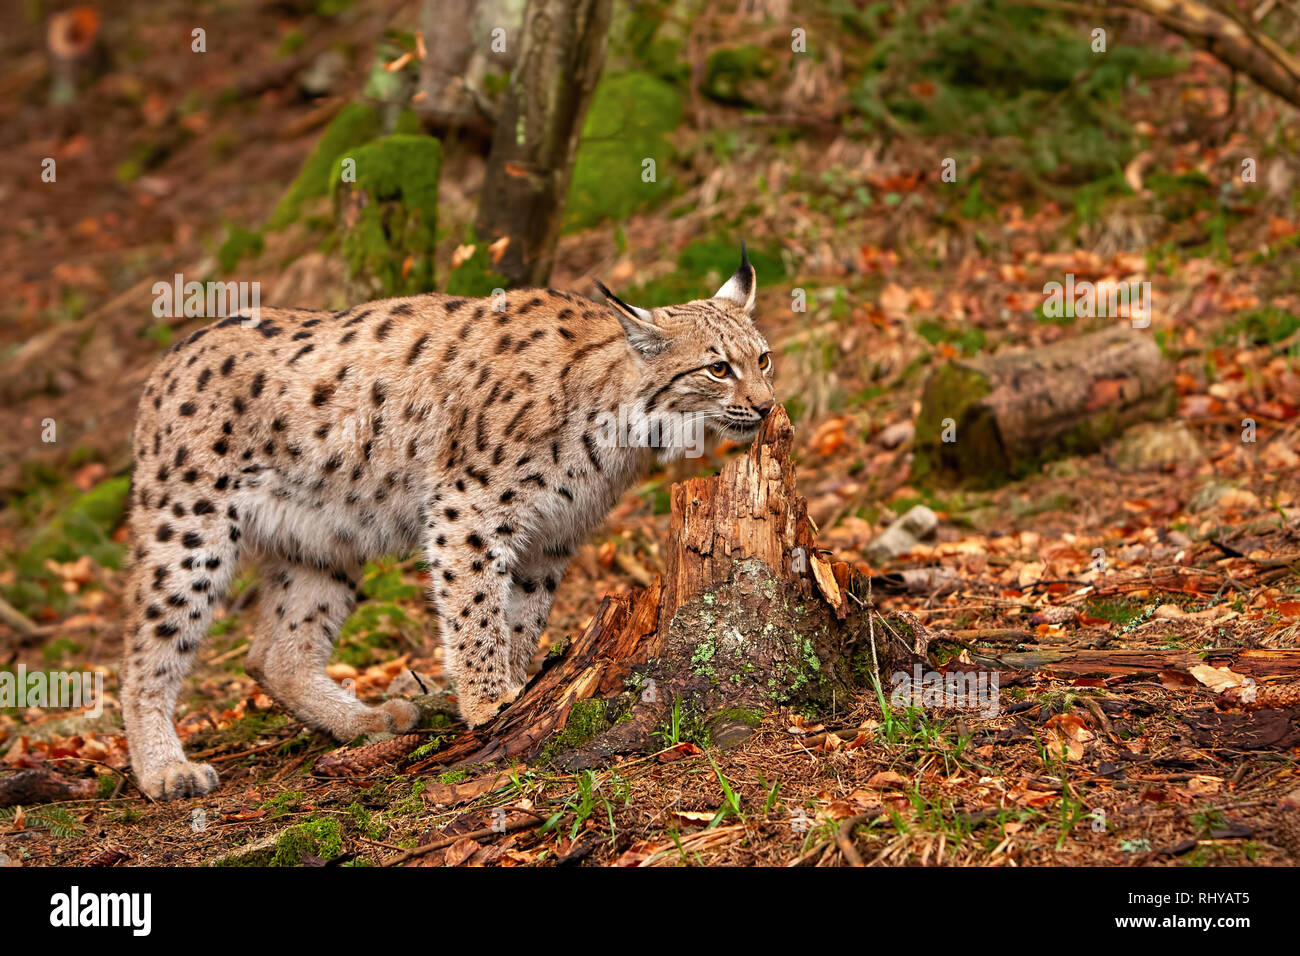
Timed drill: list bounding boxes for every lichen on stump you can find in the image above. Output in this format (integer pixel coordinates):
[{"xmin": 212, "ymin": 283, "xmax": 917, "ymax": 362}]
[
  {"xmin": 913, "ymin": 326, "xmax": 1175, "ymax": 486},
  {"xmin": 429, "ymin": 406, "xmax": 914, "ymax": 773}
]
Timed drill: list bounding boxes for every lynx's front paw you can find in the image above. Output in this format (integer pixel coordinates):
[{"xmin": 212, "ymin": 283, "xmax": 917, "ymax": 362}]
[
  {"xmin": 140, "ymin": 760, "xmax": 220, "ymax": 800},
  {"xmin": 459, "ymin": 684, "xmax": 524, "ymax": 728}
]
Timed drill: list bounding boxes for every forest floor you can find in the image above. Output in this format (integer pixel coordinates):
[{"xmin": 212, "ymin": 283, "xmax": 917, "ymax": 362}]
[{"xmin": 0, "ymin": 1, "xmax": 1298, "ymax": 866}]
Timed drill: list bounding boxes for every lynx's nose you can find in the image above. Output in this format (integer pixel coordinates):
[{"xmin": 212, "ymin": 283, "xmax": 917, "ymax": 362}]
[{"xmin": 753, "ymin": 400, "xmax": 774, "ymax": 419}]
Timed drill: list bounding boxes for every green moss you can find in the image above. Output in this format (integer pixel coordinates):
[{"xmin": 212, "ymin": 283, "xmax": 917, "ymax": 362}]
[
  {"xmin": 271, "ymin": 817, "xmax": 342, "ymax": 866},
  {"xmin": 268, "ymin": 102, "xmax": 382, "ymax": 230},
  {"xmin": 436, "ymin": 769, "xmax": 467, "ymax": 785},
  {"xmin": 691, "ymin": 637, "xmax": 718, "ymax": 680},
  {"xmin": 566, "ymin": 72, "xmax": 683, "ymax": 231},
  {"xmin": 703, "ymin": 45, "xmax": 775, "ymax": 106},
  {"xmin": 331, "ymin": 133, "xmax": 443, "ymax": 297},
  {"xmin": 6, "ymin": 476, "xmax": 130, "ymax": 613},
  {"xmin": 917, "ymin": 318, "xmax": 986, "ymax": 357},
  {"xmin": 710, "ymin": 707, "xmax": 762, "ymax": 728},
  {"xmin": 224, "ymin": 712, "xmax": 289, "ymax": 745},
  {"xmin": 261, "ymin": 790, "xmax": 305, "ymax": 819},
  {"xmin": 539, "ymin": 698, "xmax": 611, "ymax": 763},
  {"xmin": 1218, "ymin": 306, "xmax": 1300, "ymax": 347},
  {"xmin": 388, "ymin": 778, "xmax": 428, "ymax": 818},
  {"xmin": 610, "ymin": 0, "xmax": 690, "ymax": 87},
  {"xmin": 345, "ymin": 802, "xmax": 387, "ymax": 840},
  {"xmin": 212, "ymin": 817, "xmax": 343, "ymax": 867},
  {"xmin": 625, "ymin": 236, "xmax": 786, "ymax": 307},
  {"xmin": 850, "ymin": 0, "xmax": 1183, "ymax": 193},
  {"xmin": 277, "ymin": 29, "xmax": 305, "ymax": 57},
  {"xmin": 217, "ymin": 225, "xmax": 265, "ymax": 274},
  {"xmin": 1086, "ymin": 596, "xmax": 1149, "ymax": 627},
  {"xmin": 443, "ymin": 228, "xmax": 508, "ymax": 298}
]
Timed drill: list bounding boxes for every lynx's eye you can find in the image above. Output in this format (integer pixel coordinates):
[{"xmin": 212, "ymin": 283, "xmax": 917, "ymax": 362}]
[
  {"xmin": 705, "ymin": 361, "xmax": 732, "ymax": 380},
  {"xmin": 758, "ymin": 351, "xmax": 772, "ymax": 373}
]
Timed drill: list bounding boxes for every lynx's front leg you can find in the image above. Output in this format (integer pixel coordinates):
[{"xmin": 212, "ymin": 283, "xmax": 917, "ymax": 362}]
[
  {"xmin": 505, "ymin": 541, "xmax": 573, "ymax": 687},
  {"xmin": 426, "ymin": 527, "xmax": 521, "ymax": 727}
]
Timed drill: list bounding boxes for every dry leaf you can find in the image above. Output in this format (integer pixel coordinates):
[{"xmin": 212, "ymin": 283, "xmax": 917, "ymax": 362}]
[{"xmin": 1187, "ymin": 663, "xmax": 1251, "ymax": 694}]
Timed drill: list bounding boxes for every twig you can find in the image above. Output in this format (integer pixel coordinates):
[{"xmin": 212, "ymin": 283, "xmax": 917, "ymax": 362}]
[
  {"xmin": 835, "ymin": 811, "xmax": 883, "ymax": 867},
  {"xmin": 1077, "ymin": 695, "xmax": 1117, "ymax": 740},
  {"xmin": 381, "ymin": 813, "xmax": 545, "ymax": 866},
  {"xmin": 0, "ymin": 594, "xmax": 40, "ymax": 641}
]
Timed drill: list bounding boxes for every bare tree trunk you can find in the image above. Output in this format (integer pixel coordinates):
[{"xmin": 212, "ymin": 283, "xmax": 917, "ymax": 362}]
[
  {"xmin": 474, "ymin": 0, "xmax": 614, "ymax": 287},
  {"xmin": 416, "ymin": 0, "xmax": 478, "ymax": 127}
]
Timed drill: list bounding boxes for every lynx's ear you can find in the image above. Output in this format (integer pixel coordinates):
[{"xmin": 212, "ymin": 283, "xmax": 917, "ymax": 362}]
[
  {"xmin": 713, "ymin": 241, "xmax": 757, "ymax": 314},
  {"xmin": 595, "ymin": 280, "xmax": 669, "ymax": 357}
]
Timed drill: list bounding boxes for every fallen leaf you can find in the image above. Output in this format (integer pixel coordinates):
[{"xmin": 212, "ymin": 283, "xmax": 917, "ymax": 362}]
[{"xmin": 1188, "ymin": 663, "xmax": 1251, "ymax": 694}]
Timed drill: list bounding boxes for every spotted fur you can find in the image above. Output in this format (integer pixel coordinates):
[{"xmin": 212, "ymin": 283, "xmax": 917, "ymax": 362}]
[{"xmin": 121, "ymin": 248, "xmax": 774, "ymax": 799}]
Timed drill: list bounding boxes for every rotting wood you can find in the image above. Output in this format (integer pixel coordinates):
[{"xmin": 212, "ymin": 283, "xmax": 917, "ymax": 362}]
[{"xmin": 415, "ymin": 406, "xmax": 914, "ymax": 772}]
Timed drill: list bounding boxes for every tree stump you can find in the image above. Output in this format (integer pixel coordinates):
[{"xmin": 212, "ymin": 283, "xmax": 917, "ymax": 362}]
[
  {"xmin": 331, "ymin": 134, "xmax": 444, "ymax": 300},
  {"xmin": 419, "ymin": 407, "xmax": 916, "ymax": 772},
  {"xmin": 914, "ymin": 326, "xmax": 1175, "ymax": 486}
]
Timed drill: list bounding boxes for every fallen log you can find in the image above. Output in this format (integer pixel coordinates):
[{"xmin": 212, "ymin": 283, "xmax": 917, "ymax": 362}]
[
  {"xmin": 914, "ymin": 326, "xmax": 1175, "ymax": 485},
  {"xmin": 426, "ymin": 406, "xmax": 915, "ymax": 771},
  {"xmin": 972, "ymin": 647, "xmax": 1300, "ymax": 682},
  {"xmin": 0, "ymin": 768, "xmax": 96, "ymax": 806}
]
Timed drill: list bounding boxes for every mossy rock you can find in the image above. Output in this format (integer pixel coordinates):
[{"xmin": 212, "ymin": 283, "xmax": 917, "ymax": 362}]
[
  {"xmin": 331, "ymin": 133, "xmax": 444, "ymax": 298},
  {"xmin": 565, "ymin": 71, "xmax": 683, "ymax": 231},
  {"xmin": 267, "ymin": 102, "xmax": 382, "ymax": 231},
  {"xmin": 703, "ymin": 45, "xmax": 776, "ymax": 106}
]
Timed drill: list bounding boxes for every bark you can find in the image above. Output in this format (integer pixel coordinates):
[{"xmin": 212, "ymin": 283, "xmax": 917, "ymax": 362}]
[
  {"xmin": 417, "ymin": 407, "xmax": 916, "ymax": 772},
  {"xmin": 416, "ymin": 0, "xmax": 481, "ymax": 129},
  {"xmin": 1112, "ymin": 0, "xmax": 1300, "ymax": 110},
  {"xmin": 473, "ymin": 0, "xmax": 614, "ymax": 287},
  {"xmin": 915, "ymin": 326, "xmax": 1175, "ymax": 485},
  {"xmin": 971, "ymin": 647, "xmax": 1300, "ymax": 681}
]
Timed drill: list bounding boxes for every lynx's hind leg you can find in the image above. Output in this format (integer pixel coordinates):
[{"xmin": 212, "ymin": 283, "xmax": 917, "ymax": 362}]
[{"xmin": 249, "ymin": 559, "xmax": 418, "ymax": 739}]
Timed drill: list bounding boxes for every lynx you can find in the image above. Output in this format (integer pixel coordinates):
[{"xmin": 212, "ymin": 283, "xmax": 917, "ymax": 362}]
[{"xmin": 121, "ymin": 246, "xmax": 774, "ymax": 799}]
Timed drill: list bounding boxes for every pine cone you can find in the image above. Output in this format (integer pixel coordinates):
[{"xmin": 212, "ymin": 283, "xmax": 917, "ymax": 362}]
[
  {"xmin": 1218, "ymin": 679, "xmax": 1300, "ymax": 711},
  {"xmin": 313, "ymin": 734, "xmax": 423, "ymax": 777}
]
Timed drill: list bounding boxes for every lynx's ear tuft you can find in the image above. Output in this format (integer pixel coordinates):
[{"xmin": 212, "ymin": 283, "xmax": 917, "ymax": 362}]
[
  {"xmin": 596, "ymin": 280, "xmax": 669, "ymax": 357},
  {"xmin": 712, "ymin": 241, "xmax": 757, "ymax": 314}
]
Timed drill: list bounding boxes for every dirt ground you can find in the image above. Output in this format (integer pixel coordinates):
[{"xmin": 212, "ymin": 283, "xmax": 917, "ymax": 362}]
[{"xmin": 1, "ymin": 1, "xmax": 1298, "ymax": 867}]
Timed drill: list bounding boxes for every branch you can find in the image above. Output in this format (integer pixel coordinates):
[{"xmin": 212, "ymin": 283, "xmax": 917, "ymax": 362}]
[{"xmin": 1111, "ymin": 0, "xmax": 1300, "ymax": 108}]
